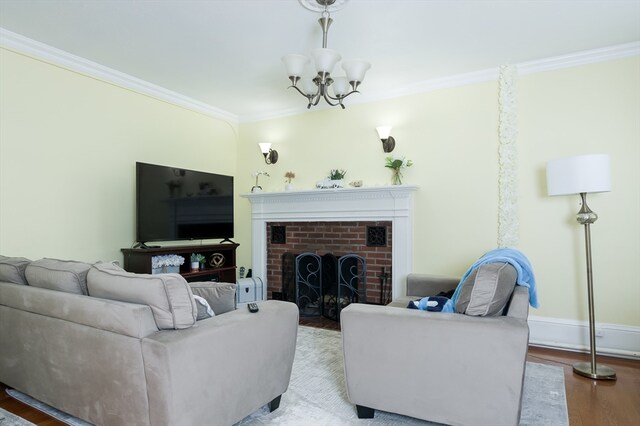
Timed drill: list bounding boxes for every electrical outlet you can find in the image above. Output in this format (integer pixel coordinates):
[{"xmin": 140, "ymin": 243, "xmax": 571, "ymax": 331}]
[{"xmin": 595, "ymin": 328, "xmax": 604, "ymax": 337}]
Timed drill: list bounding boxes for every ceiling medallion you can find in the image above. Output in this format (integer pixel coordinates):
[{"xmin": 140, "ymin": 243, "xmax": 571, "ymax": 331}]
[
  {"xmin": 283, "ymin": 0, "xmax": 370, "ymax": 109},
  {"xmin": 298, "ymin": 0, "xmax": 349, "ymax": 13}
]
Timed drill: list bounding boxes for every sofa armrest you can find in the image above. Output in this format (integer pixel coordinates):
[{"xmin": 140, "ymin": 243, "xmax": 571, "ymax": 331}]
[
  {"xmin": 406, "ymin": 273, "xmax": 460, "ymax": 297},
  {"xmin": 188, "ymin": 281, "xmax": 236, "ymax": 315},
  {"xmin": 141, "ymin": 300, "xmax": 298, "ymax": 426},
  {"xmin": 340, "ymin": 303, "xmax": 529, "ymax": 426}
]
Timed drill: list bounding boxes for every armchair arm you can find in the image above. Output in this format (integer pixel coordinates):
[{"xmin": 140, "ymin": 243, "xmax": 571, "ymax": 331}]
[
  {"xmin": 141, "ymin": 300, "xmax": 298, "ymax": 426},
  {"xmin": 406, "ymin": 273, "xmax": 460, "ymax": 297},
  {"xmin": 341, "ymin": 304, "xmax": 529, "ymax": 426}
]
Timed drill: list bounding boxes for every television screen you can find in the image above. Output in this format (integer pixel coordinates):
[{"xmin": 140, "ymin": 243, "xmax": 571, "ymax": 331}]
[{"xmin": 136, "ymin": 162, "xmax": 233, "ymax": 243}]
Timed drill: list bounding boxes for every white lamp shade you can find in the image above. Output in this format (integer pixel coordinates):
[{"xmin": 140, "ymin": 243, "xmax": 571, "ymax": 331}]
[
  {"xmin": 312, "ymin": 48, "xmax": 341, "ymax": 73},
  {"xmin": 331, "ymin": 76, "xmax": 349, "ymax": 96},
  {"xmin": 300, "ymin": 79, "xmax": 318, "ymax": 96},
  {"xmin": 258, "ymin": 143, "xmax": 272, "ymax": 154},
  {"xmin": 342, "ymin": 59, "xmax": 371, "ymax": 83},
  {"xmin": 376, "ymin": 126, "xmax": 392, "ymax": 140},
  {"xmin": 282, "ymin": 54, "xmax": 309, "ymax": 77},
  {"xmin": 546, "ymin": 154, "xmax": 611, "ymax": 196}
]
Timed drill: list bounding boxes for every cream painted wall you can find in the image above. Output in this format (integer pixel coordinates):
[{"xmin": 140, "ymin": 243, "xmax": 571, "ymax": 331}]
[
  {"xmin": 236, "ymin": 56, "xmax": 640, "ymax": 327},
  {"xmin": 1, "ymin": 45, "xmax": 637, "ymax": 328},
  {"xmin": 0, "ymin": 48, "xmax": 238, "ymax": 262}
]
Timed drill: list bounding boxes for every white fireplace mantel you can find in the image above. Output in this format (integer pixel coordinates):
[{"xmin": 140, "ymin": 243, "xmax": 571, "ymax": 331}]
[{"xmin": 241, "ymin": 185, "xmax": 418, "ymax": 300}]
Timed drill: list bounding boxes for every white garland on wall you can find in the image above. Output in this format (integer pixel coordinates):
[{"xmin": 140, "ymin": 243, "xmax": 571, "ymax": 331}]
[{"xmin": 497, "ymin": 65, "xmax": 519, "ymax": 248}]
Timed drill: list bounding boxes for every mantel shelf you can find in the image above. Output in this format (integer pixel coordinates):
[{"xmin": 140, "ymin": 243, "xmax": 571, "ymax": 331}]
[{"xmin": 241, "ymin": 185, "xmax": 418, "ymax": 202}]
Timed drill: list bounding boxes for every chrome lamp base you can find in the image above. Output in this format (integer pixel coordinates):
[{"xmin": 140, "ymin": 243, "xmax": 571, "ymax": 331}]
[
  {"xmin": 574, "ymin": 193, "xmax": 616, "ymax": 381},
  {"xmin": 573, "ymin": 362, "xmax": 616, "ymax": 380}
]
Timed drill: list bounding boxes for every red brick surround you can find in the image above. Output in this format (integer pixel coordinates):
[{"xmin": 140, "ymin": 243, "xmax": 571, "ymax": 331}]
[{"xmin": 265, "ymin": 221, "xmax": 392, "ymax": 304}]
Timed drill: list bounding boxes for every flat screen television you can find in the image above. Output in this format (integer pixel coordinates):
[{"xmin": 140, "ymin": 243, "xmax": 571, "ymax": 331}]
[{"xmin": 136, "ymin": 162, "xmax": 234, "ymax": 244}]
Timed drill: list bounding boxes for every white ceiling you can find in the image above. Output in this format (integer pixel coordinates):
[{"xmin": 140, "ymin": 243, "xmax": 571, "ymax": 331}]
[{"xmin": 1, "ymin": 0, "xmax": 639, "ymax": 121}]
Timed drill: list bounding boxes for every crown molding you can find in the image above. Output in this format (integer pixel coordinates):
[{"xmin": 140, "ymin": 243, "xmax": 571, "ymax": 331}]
[
  {"xmin": 517, "ymin": 41, "xmax": 640, "ymax": 75},
  {"xmin": 2, "ymin": 27, "xmax": 638, "ymax": 124},
  {"xmin": 0, "ymin": 28, "xmax": 239, "ymax": 123}
]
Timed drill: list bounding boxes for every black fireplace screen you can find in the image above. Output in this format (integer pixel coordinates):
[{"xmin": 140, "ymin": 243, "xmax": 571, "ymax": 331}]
[{"xmin": 283, "ymin": 252, "xmax": 366, "ymax": 320}]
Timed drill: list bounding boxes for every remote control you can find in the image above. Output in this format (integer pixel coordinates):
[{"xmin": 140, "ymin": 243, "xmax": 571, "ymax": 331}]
[{"xmin": 248, "ymin": 303, "xmax": 259, "ymax": 313}]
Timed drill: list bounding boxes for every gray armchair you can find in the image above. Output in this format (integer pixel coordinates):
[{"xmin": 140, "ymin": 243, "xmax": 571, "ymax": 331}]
[{"xmin": 340, "ymin": 271, "xmax": 530, "ymax": 426}]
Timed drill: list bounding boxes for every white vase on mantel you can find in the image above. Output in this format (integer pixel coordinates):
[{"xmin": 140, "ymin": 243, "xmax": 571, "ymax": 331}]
[{"xmin": 285, "ymin": 183, "xmax": 294, "ymax": 191}]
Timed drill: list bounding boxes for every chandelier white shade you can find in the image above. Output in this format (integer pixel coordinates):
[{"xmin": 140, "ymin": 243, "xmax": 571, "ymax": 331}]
[
  {"xmin": 282, "ymin": 0, "xmax": 370, "ymax": 109},
  {"xmin": 546, "ymin": 154, "xmax": 611, "ymax": 196}
]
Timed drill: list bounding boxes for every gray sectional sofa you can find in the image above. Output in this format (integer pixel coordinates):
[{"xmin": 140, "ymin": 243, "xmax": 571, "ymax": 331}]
[{"xmin": 0, "ymin": 256, "xmax": 299, "ymax": 426}]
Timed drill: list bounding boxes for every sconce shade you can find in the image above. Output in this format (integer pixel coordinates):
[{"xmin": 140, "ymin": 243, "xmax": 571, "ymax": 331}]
[
  {"xmin": 546, "ymin": 154, "xmax": 611, "ymax": 196},
  {"xmin": 258, "ymin": 143, "xmax": 272, "ymax": 154},
  {"xmin": 312, "ymin": 48, "xmax": 341, "ymax": 73},
  {"xmin": 376, "ymin": 126, "xmax": 392, "ymax": 140}
]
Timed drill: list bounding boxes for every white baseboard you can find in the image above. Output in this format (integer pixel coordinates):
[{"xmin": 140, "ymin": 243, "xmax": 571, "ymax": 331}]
[{"xmin": 528, "ymin": 315, "xmax": 640, "ymax": 359}]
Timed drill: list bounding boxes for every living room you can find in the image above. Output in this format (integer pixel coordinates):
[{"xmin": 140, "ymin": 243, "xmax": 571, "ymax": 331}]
[{"xmin": 0, "ymin": 1, "xmax": 639, "ymax": 425}]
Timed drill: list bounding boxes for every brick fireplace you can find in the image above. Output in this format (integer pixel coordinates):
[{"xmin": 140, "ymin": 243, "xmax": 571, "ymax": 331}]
[
  {"xmin": 266, "ymin": 221, "xmax": 392, "ymax": 304},
  {"xmin": 241, "ymin": 185, "xmax": 417, "ymax": 302}
]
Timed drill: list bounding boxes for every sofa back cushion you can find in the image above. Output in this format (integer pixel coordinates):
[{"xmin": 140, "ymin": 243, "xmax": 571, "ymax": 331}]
[
  {"xmin": 188, "ymin": 281, "xmax": 236, "ymax": 315},
  {"xmin": 0, "ymin": 255, "xmax": 31, "ymax": 285},
  {"xmin": 25, "ymin": 258, "xmax": 92, "ymax": 295},
  {"xmin": 455, "ymin": 262, "xmax": 517, "ymax": 316},
  {"xmin": 87, "ymin": 262, "xmax": 197, "ymax": 330}
]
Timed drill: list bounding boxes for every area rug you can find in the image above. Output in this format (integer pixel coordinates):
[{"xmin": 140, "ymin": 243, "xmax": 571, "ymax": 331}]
[
  {"xmin": 237, "ymin": 326, "xmax": 569, "ymax": 426},
  {"xmin": 6, "ymin": 326, "xmax": 569, "ymax": 426},
  {"xmin": 0, "ymin": 408, "xmax": 34, "ymax": 426}
]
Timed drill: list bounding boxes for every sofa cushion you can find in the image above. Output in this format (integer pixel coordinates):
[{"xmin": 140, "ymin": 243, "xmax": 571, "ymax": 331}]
[
  {"xmin": 455, "ymin": 262, "xmax": 517, "ymax": 316},
  {"xmin": 25, "ymin": 258, "xmax": 92, "ymax": 295},
  {"xmin": 0, "ymin": 255, "xmax": 31, "ymax": 285},
  {"xmin": 87, "ymin": 262, "xmax": 197, "ymax": 330},
  {"xmin": 188, "ymin": 281, "xmax": 236, "ymax": 315}
]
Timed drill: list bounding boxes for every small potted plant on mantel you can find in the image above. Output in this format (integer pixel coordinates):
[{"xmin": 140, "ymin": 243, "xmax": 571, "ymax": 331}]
[
  {"xmin": 316, "ymin": 169, "xmax": 347, "ymax": 189},
  {"xmin": 284, "ymin": 171, "xmax": 296, "ymax": 191},
  {"xmin": 190, "ymin": 253, "xmax": 206, "ymax": 271}
]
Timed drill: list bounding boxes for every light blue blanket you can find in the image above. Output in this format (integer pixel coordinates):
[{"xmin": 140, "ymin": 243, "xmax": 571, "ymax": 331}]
[{"xmin": 450, "ymin": 248, "xmax": 539, "ymax": 309}]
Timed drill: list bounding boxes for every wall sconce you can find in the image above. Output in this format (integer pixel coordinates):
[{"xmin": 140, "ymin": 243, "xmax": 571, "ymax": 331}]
[
  {"xmin": 258, "ymin": 143, "xmax": 279, "ymax": 165},
  {"xmin": 376, "ymin": 126, "xmax": 396, "ymax": 153}
]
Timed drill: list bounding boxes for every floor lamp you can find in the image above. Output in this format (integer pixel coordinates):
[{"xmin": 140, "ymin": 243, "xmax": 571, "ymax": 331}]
[{"xmin": 546, "ymin": 154, "xmax": 616, "ymax": 380}]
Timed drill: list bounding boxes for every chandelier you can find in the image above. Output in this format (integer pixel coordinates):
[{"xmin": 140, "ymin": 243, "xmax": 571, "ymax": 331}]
[{"xmin": 282, "ymin": 0, "xmax": 371, "ymax": 109}]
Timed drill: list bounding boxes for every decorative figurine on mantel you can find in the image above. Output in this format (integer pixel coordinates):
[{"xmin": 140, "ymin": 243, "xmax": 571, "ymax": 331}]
[{"xmin": 252, "ymin": 171, "xmax": 269, "ymax": 193}]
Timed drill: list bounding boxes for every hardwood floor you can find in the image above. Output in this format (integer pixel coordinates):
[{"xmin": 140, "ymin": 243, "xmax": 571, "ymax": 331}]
[{"xmin": 2, "ymin": 316, "xmax": 639, "ymax": 426}]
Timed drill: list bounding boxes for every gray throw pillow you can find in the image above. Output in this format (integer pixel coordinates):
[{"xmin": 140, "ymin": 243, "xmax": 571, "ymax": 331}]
[
  {"xmin": 25, "ymin": 258, "xmax": 92, "ymax": 295},
  {"xmin": 0, "ymin": 255, "xmax": 31, "ymax": 285},
  {"xmin": 455, "ymin": 263, "xmax": 517, "ymax": 316},
  {"xmin": 87, "ymin": 262, "xmax": 197, "ymax": 330}
]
